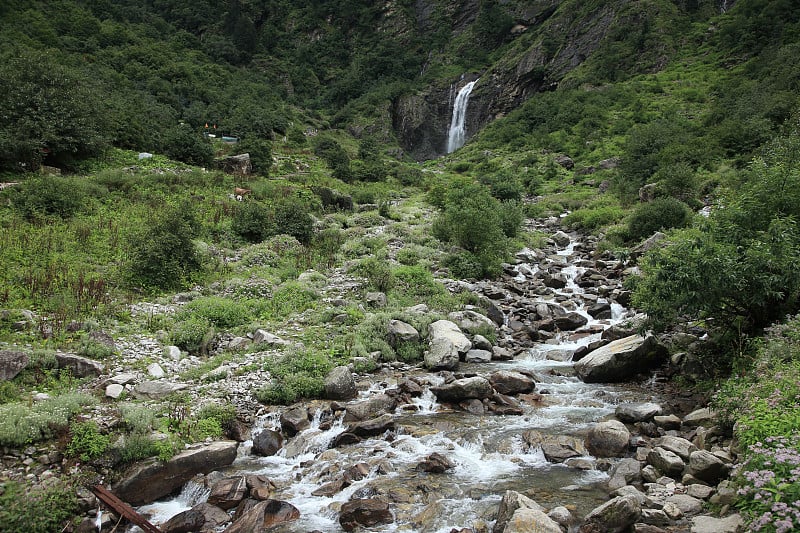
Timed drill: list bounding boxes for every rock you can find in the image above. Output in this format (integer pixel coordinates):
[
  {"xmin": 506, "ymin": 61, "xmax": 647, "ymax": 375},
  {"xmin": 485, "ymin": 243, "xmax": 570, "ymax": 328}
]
[
  {"xmin": 655, "ymin": 436, "xmax": 697, "ymax": 460},
  {"xmin": 686, "ymin": 484, "xmax": 714, "ymax": 499},
  {"xmin": 653, "ymin": 414, "xmax": 681, "ymax": 430},
  {"xmin": 343, "ymin": 393, "xmax": 396, "ymax": 422},
  {"xmin": 709, "ymin": 480, "xmax": 737, "ymax": 506},
  {"xmin": 166, "ymin": 345, "xmax": 182, "ymax": 360},
  {"xmin": 682, "ymin": 408, "xmax": 717, "ymax": 427},
  {"xmin": 688, "ymin": 450, "xmax": 729, "ymax": 484},
  {"xmin": 424, "ymin": 337, "xmax": 460, "ymax": 370},
  {"xmin": 386, "ymin": 320, "xmax": 419, "ymax": 347},
  {"xmin": 665, "ymin": 494, "xmax": 703, "ymax": 515},
  {"xmin": 580, "ymin": 495, "xmax": 641, "ymax": 533},
  {"xmin": 225, "ymin": 420, "xmax": 251, "ymax": 442},
  {"xmin": 553, "ymin": 312, "xmax": 588, "ymax": 331},
  {"xmin": 109, "ymin": 372, "xmax": 136, "ymax": 385},
  {"xmin": 493, "ymin": 490, "xmax": 545, "ymax": 533},
  {"xmin": 472, "ymin": 334, "xmax": 493, "ymax": 350},
  {"xmin": 252, "ymin": 329, "xmax": 289, "ymax": 347},
  {"xmin": 163, "ymin": 503, "xmax": 230, "ymax": 533},
  {"xmin": 690, "ymin": 514, "xmax": 743, "ymax": 533},
  {"xmin": 630, "ymin": 232, "xmax": 666, "ymax": 258},
  {"xmin": 489, "ymin": 371, "xmax": 535, "ymax": 395},
  {"xmin": 607, "ymin": 458, "xmax": 642, "ymax": 491},
  {"xmin": 587, "ymin": 302, "xmax": 612, "ymax": 319},
  {"xmin": 552, "ymin": 231, "xmax": 571, "ymax": 247},
  {"xmin": 0, "ymin": 350, "xmax": 28, "ymax": 381},
  {"xmin": 555, "ymin": 154, "xmax": 574, "ymax": 170},
  {"xmin": 252, "ymin": 429, "xmax": 283, "ymax": 457},
  {"xmin": 547, "ymin": 506, "xmax": 574, "ymax": 530},
  {"xmin": 225, "ymin": 499, "xmax": 300, "ymax": 532},
  {"xmin": 133, "ymin": 381, "xmax": 188, "ymax": 399},
  {"xmin": 114, "ymin": 441, "xmax": 238, "ymax": 505},
  {"xmin": 365, "ymin": 292, "xmax": 387, "ymax": 308},
  {"xmin": 615, "ymin": 403, "xmax": 662, "ymax": 423},
  {"xmin": 339, "ymin": 499, "xmax": 392, "ymax": 531},
  {"xmin": 448, "ymin": 310, "xmax": 496, "ymax": 334},
  {"xmin": 640, "ymin": 509, "xmax": 670, "ymax": 526},
  {"xmin": 324, "ymin": 365, "xmax": 357, "ymax": 400},
  {"xmin": 638, "ymin": 183, "xmax": 658, "ymax": 202},
  {"xmin": 428, "ymin": 320, "xmax": 472, "ymax": 354},
  {"xmin": 647, "ymin": 447, "xmax": 685, "ymax": 477},
  {"xmin": 586, "ymin": 420, "xmax": 630, "ymax": 458},
  {"xmin": 55, "ymin": 352, "xmax": 104, "ymax": 377},
  {"xmin": 219, "ymin": 153, "xmax": 252, "ymax": 176},
  {"xmin": 280, "ymin": 407, "xmax": 310, "ymax": 436},
  {"xmin": 575, "ymin": 335, "xmax": 668, "ymax": 383},
  {"xmin": 504, "ymin": 508, "xmax": 563, "ymax": 533},
  {"xmin": 418, "ymin": 452, "xmax": 456, "ymax": 473},
  {"xmin": 105, "ymin": 383, "xmax": 124, "ymax": 399},
  {"xmin": 147, "ymin": 362, "xmax": 165, "ymax": 378},
  {"xmin": 612, "ymin": 486, "xmax": 648, "ymax": 507},
  {"xmin": 464, "ymin": 348, "xmax": 493, "ymax": 362},
  {"xmin": 344, "ymin": 414, "xmax": 395, "ymax": 439},
  {"xmin": 208, "ymin": 476, "xmax": 247, "ymax": 510},
  {"xmin": 524, "ymin": 431, "xmax": 586, "ymax": 463},
  {"xmin": 430, "ymin": 376, "xmax": 494, "ymax": 403}
]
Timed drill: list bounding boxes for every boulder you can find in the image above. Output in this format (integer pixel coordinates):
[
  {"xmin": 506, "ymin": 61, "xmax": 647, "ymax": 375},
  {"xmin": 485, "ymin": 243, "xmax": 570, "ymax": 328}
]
[
  {"xmin": 523, "ymin": 431, "xmax": 586, "ymax": 463},
  {"xmin": 418, "ymin": 452, "xmax": 456, "ymax": 473},
  {"xmin": 493, "ymin": 490, "xmax": 545, "ymax": 533},
  {"xmin": 489, "ymin": 371, "xmax": 536, "ymax": 395},
  {"xmin": 430, "ymin": 376, "xmax": 494, "ymax": 403},
  {"xmin": 55, "ymin": 352, "xmax": 104, "ymax": 377},
  {"xmin": 114, "ymin": 441, "xmax": 238, "ymax": 505},
  {"xmin": 448, "ymin": 310, "xmax": 496, "ymax": 334},
  {"xmin": 655, "ymin": 436, "xmax": 697, "ymax": 460},
  {"xmin": 647, "ymin": 447, "xmax": 685, "ymax": 477},
  {"xmin": 208, "ymin": 476, "xmax": 247, "ymax": 510},
  {"xmin": 551, "ymin": 231, "xmax": 571, "ymax": 247},
  {"xmin": 607, "ymin": 458, "xmax": 642, "ymax": 491},
  {"xmin": 324, "ymin": 365, "xmax": 357, "ymax": 400},
  {"xmin": 339, "ymin": 499, "xmax": 393, "ymax": 531},
  {"xmin": 345, "ymin": 414, "xmax": 395, "ymax": 439},
  {"xmin": 163, "ymin": 503, "xmax": 230, "ymax": 533},
  {"xmin": 280, "ymin": 407, "xmax": 310, "ymax": 436},
  {"xmin": 464, "ymin": 349, "xmax": 492, "ymax": 363},
  {"xmin": 0, "ymin": 350, "xmax": 28, "ymax": 381},
  {"xmin": 386, "ymin": 320, "xmax": 419, "ymax": 347},
  {"xmin": 690, "ymin": 514, "xmax": 743, "ymax": 533},
  {"xmin": 615, "ymin": 403, "xmax": 662, "ymax": 423},
  {"xmin": 472, "ymin": 334, "xmax": 494, "ymax": 351},
  {"xmin": 586, "ymin": 420, "xmax": 630, "ymax": 458},
  {"xmin": 665, "ymin": 494, "xmax": 703, "ymax": 515},
  {"xmin": 105, "ymin": 383, "xmax": 124, "ymax": 399},
  {"xmin": 424, "ymin": 337, "xmax": 460, "ymax": 370},
  {"xmin": 553, "ymin": 312, "xmax": 588, "ymax": 331},
  {"xmin": 682, "ymin": 407, "xmax": 717, "ymax": 427},
  {"xmin": 428, "ymin": 320, "xmax": 472, "ymax": 353},
  {"xmin": 365, "ymin": 292, "xmax": 387, "ymax": 308},
  {"xmin": 688, "ymin": 450, "xmax": 729, "ymax": 484},
  {"xmin": 133, "ymin": 381, "xmax": 188, "ymax": 399},
  {"xmin": 579, "ymin": 495, "xmax": 641, "ymax": 533},
  {"xmin": 219, "ymin": 153, "xmax": 252, "ymax": 176},
  {"xmin": 504, "ymin": 508, "xmax": 563, "ymax": 533},
  {"xmin": 224, "ymin": 499, "xmax": 300, "ymax": 532},
  {"xmin": 252, "ymin": 329, "xmax": 289, "ymax": 347},
  {"xmin": 575, "ymin": 335, "xmax": 668, "ymax": 383},
  {"xmin": 343, "ymin": 393, "xmax": 396, "ymax": 422},
  {"xmin": 252, "ymin": 429, "xmax": 283, "ymax": 457}
]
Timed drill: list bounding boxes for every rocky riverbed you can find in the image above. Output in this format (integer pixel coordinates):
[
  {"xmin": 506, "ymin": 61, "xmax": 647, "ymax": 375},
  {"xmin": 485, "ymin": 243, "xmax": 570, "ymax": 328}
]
[{"xmin": 1, "ymin": 216, "xmax": 744, "ymax": 533}]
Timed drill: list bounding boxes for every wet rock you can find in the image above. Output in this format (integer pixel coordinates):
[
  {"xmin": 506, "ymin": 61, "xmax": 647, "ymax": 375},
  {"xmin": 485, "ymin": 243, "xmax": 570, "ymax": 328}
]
[
  {"xmin": 587, "ymin": 302, "xmax": 612, "ymax": 319},
  {"xmin": 344, "ymin": 393, "xmax": 396, "ymax": 421},
  {"xmin": 252, "ymin": 429, "xmax": 283, "ymax": 457},
  {"xmin": 311, "ymin": 477, "xmax": 347, "ymax": 497},
  {"xmin": 492, "ymin": 346, "xmax": 515, "ymax": 360},
  {"xmin": 225, "ymin": 499, "xmax": 300, "ymax": 532},
  {"xmin": 208, "ymin": 476, "xmax": 247, "ymax": 510},
  {"xmin": 688, "ymin": 450, "xmax": 729, "ymax": 484},
  {"xmin": 489, "ymin": 371, "xmax": 535, "ymax": 395},
  {"xmin": 655, "ymin": 436, "xmax": 697, "ymax": 460},
  {"xmin": 324, "ymin": 365, "xmax": 357, "ymax": 400},
  {"xmin": 504, "ymin": 508, "xmax": 562, "ymax": 533},
  {"xmin": 163, "ymin": 503, "xmax": 230, "ymax": 533},
  {"xmin": 464, "ymin": 349, "xmax": 492, "ymax": 363},
  {"xmin": 615, "ymin": 403, "xmax": 662, "ymax": 423},
  {"xmin": 575, "ymin": 335, "xmax": 668, "ymax": 383},
  {"xmin": 114, "ymin": 441, "xmax": 238, "ymax": 505},
  {"xmin": 55, "ymin": 352, "xmax": 104, "ymax": 377},
  {"xmin": 418, "ymin": 452, "xmax": 456, "ymax": 473},
  {"xmin": 580, "ymin": 495, "xmax": 641, "ymax": 533},
  {"xmin": 133, "ymin": 380, "xmax": 188, "ymax": 399},
  {"xmin": 493, "ymin": 490, "xmax": 545, "ymax": 533},
  {"xmin": 387, "ymin": 319, "xmax": 419, "ymax": 348},
  {"xmin": 552, "ymin": 231, "xmax": 571, "ymax": 247},
  {"xmin": 225, "ymin": 420, "xmax": 251, "ymax": 442},
  {"xmin": 682, "ymin": 408, "xmax": 717, "ymax": 427},
  {"xmin": 251, "ymin": 486, "xmax": 273, "ymax": 500},
  {"xmin": 0, "ymin": 350, "xmax": 28, "ymax": 380},
  {"xmin": 431, "ymin": 376, "xmax": 494, "ymax": 403},
  {"xmin": 647, "ymin": 447, "xmax": 685, "ymax": 477},
  {"xmin": 607, "ymin": 458, "xmax": 642, "ymax": 491},
  {"xmin": 339, "ymin": 499, "xmax": 392, "ymax": 531},
  {"xmin": 280, "ymin": 407, "xmax": 310, "ymax": 436},
  {"xmin": 553, "ymin": 312, "xmax": 588, "ymax": 331},
  {"xmin": 524, "ymin": 431, "xmax": 587, "ymax": 462},
  {"xmin": 586, "ymin": 420, "xmax": 630, "ymax": 458},
  {"xmin": 428, "ymin": 320, "xmax": 472, "ymax": 354},
  {"xmin": 345, "ymin": 414, "xmax": 395, "ymax": 438},
  {"xmin": 425, "ymin": 337, "xmax": 461, "ymax": 370},
  {"xmin": 343, "ymin": 462, "xmax": 370, "ymax": 483},
  {"xmin": 398, "ymin": 377, "xmax": 423, "ymax": 396},
  {"xmin": 690, "ymin": 514, "xmax": 743, "ymax": 533}
]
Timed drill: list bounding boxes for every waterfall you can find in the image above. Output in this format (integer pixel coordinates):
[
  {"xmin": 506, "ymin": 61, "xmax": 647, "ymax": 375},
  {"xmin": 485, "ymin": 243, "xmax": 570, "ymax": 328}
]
[{"xmin": 446, "ymin": 79, "xmax": 478, "ymax": 153}]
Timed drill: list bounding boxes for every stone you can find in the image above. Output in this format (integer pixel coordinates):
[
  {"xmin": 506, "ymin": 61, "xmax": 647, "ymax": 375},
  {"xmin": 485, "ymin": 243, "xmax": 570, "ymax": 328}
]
[
  {"xmin": 464, "ymin": 349, "xmax": 493, "ymax": 363},
  {"xmin": 575, "ymin": 335, "xmax": 668, "ymax": 383},
  {"xmin": 493, "ymin": 490, "xmax": 545, "ymax": 533},
  {"xmin": 686, "ymin": 484, "xmax": 714, "ymax": 499},
  {"xmin": 553, "ymin": 312, "xmax": 588, "ymax": 331},
  {"xmin": 386, "ymin": 320, "xmax": 419, "ymax": 347},
  {"xmin": 344, "ymin": 414, "xmax": 395, "ymax": 438},
  {"xmin": 688, "ymin": 450, "xmax": 729, "ymax": 484},
  {"xmin": 109, "ymin": 372, "xmax": 136, "ymax": 385},
  {"xmin": 280, "ymin": 407, "xmax": 310, "ymax": 436},
  {"xmin": 586, "ymin": 420, "xmax": 630, "ymax": 458},
  {"xmin": 430, "ymin": 376, "xmax": 494, "ymax": 403},
  {"xmin": 615, "ymin": 403, "xmax": 662, "ymax": 423},
  {"xmin": 0, "ymin": 350, "xmax": 28, "ymax": 381},
  {"xmin": 324, "ymin": 365, "xmax": 357, "ymax": 400},
  {"xmin": 147, "ymin": 362, "xmax": 165, "ymax": 378},
  {"xmin": 133, "ymin": 381, "xmax": 188, "ymax": 399},
  {"xmin": 504, "ymin": 508, "xmax": 563, "ymax": 533},
  {"xmin": 607, "ymin": 458, "xmax": 642, "ymax": 491},
  {"xmin": 219, "ymin": 153, "xmax": 252, "ymax": 176},
  {"xmin": 448, "ymin": 310, "xmax": 496, "ymax": 334},
  {"xmin": 252, "ymin": 329, "xmax": 289, "ymax": 347},
  {"xmin": 105, "ymin": 383, "xmax": 124, "ymax": 399},
  {"xmin": 524, "ymin": 431, "xmax": 587, "ymax": 463},
  {"xmin": 55, "ymin": 352, "xmax": 104, "ymax": 377},
  {"xmin": 166, "ymin": 345, "xmax": 183, "ymax": 360},
  {"xmin": 611, "ymin": 486, "xmax": 648, "ymax": 507},
  {"xmin": 339, "ymin": 499, "xmax": 392, "ymax": 531},
  {"xmin": 653, "ymin": 414, "xmax": 681, "ymax": 430},
  {"xmin": 640, "ymin": 509, "xmax": 670, "ymax": 526},
  {"xmin": 225, "ymin": 499, "xmax": 300, "ymax": 532},
  {"xmin": 418, "ymin": 452, "xmax": 456, "ymax": 473},
  {"xmin": 343, "ymin": 393, "xmax": 396, "ymax": 422},
  {"xmin": 428, "ymin": 320, "xmax": 472, "ymax": 353},
  {"xmin": 709, "ymin": 480, "xmax": 737, "ymax": 506},
  {"xmin": 655, "ymin": 436, "xmax": 697, "ymax": 460},
  {"xmin": 365, "ymin": 292, "xmax": 387, "ymax": 308},
  {"xmin": 682, "ymin": 408, "xmax": 717, "ymax": 427},
  {"xmin": 424, "ymin": 337, "xmax": 461, "ymax": 370},
  {"xmin": 547, "ymin": 506, "xmax": 574, "ymax": 530},
  {"xmin": 587, "ymin": 302, "xmax": 612, "ymax": 319},
  {"xmin": 630, "ymin": 232, "xmax": 666, "ymax": 258},
  {"xmin": 208, "ymin": 476, "xmax": 248, "ymax": 510},
  {"xmin": 647, "ymin": 447, "xmax": 685, "ymax": 477},
  {"xmin": 114, "ymin": 441, "xmax": 238, "ymax": 505},
  {"xmin": 252, "ymin": 429, "xmax": 283, "ymax": 457},
  {"xmin": 472, "ymin": 334, "xmax": 493, "ymax": 351},
  {"xmin": 580, "ymin": 495, "xmax": 641, "ymax": 533},
  {"xmin": 489, "ymin": 371, "xmax": 536, "ymax": 395},
  {"xmin": 163, "ymin": 503, "xmax": 230, "ymax": 533},
  {"xmin": 690, "ymin": 514, "xmax": 743, "ymax": 533},
  {"xmin": 551, "ymin": 231, "xmax": 571, "ymax": 247},
  {"xmin": 665, "ymin": 494, "xmax": 703, "ymax": 515}
]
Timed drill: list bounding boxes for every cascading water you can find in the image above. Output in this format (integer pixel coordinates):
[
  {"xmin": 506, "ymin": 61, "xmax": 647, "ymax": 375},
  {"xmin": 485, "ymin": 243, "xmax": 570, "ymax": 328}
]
[{"xmin": 446, "ymin": 79, "xmax": 478, "ymax": 153}]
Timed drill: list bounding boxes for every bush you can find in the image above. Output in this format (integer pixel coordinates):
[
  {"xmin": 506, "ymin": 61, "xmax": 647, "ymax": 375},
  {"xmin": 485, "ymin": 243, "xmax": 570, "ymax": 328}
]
[
  {"xmin": 170, "ymin": 316, "xmax": 215, "ymax": 354},
  {"xmin": 351, "ymin": 257, "xmax": 394, "ymax": 292},
  {"xmin": 0, "ymin": 393, "xmax": 94, "ymax": 446},
  {"xmin": 232, "ymin": 201, "xmax": 275, "ymax": 243},
  {"xmin": 77, "ymin": 338, "xmax": 116, "ymax": 360},
  {"xmin": 161, "ymin": 125, "xmax": 214, "ymax": 166},
  {"xmin": 11, "ymin": 176, "xmax": 87, "ymax": 220},
  {"xmin": 274, "ymin": 199, "xmax": 314, "ymax": 245},
  {"xmin": 255, "ymin": 281, "xmax": 318, "ymax": 320},
  {"xmin": 255, "ymin": 349, "xmax": 333, "ymax": 405},
  {"xmin": 181, "ymin": 297, "xmax": 252, "ymax": 329},
  {"xmin": 0, "ymin": 480, "xmax": 78, "ymax": 533},
  {"xmin": 66, "ymin": 420, "xmax": 109, "ymax": 462},
  {"xmin": 235, "ymin": 137, "xmax": 272, "ymax": 175},
  {"xmin": 627, "ymin": 197, "xmax": 692, "ymax": 242}
]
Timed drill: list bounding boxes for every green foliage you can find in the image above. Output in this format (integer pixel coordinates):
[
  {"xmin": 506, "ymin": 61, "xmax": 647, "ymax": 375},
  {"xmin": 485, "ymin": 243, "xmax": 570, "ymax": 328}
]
[
  {"xmin": 626, "ymin": 197, "xmax": 693, "ymax": 242},
  {"xmin": 196, "ymin": 402, "xmax": 236, "ymax": 426},
  {"xmin": 77, "ymin": 338, "xmax": 116, "ymax": 360},
  {"xmin": 313, "ymin": 137, "xmax": 351, "ymax": 181},
  {"xmin": 255, "ymin": 348, "xmax": 333, "ymax": 405},
  {"xmin": 255, "ymin": 281, "xmax": 318, "ymax": 320},
  {"xmin": 126, "ymin": 203, "xmax": 203, "ymax": 290},
  {"xmin": 0, "ymin": 480, "xmax": 79, "ymax": 533},
  {"xmin": 233, "ymin": 201, "xmax": 275, "ymax": 243},
  {"xmin": 563, "ymin": 197, "xmax": 626, "ymax": 231},
  {"xmin": 162, "ymin": 125, "xmax": 214, "ymax": 166},
  {"xmin": 235, "ymin": 137, "xmax": 273, "ymax": 176},
  {"xmin": 120, "ymin": 404, "xmax": 155, "ymax": 434},
  {"xmin": 118, "ymin": 433, "xmax": 158, "ymax": 464},
  {"xmin": 0, "ymin": 392, "xmax": 93, "ymax": 446},
  {"xmin": 170, "ymin": 315, "xmax": 215, "ymax": 354},
  {"xmin": 66, "ymin": 420, "xmax": 109, "ymax": 462},
  {"xmin": 274, "ymin": 198, "xmax": 314, "ymax": 245},
  {"xmin": 351, "ymin": 257, "xmax": 394, "ymax": 293},
  {"xmin": 10, "ymin": 176, "xmax": 88, "ymax": 220},
  {"xmin": 181, "ymin": 296, "xmax": 252, "ymax": 329}
]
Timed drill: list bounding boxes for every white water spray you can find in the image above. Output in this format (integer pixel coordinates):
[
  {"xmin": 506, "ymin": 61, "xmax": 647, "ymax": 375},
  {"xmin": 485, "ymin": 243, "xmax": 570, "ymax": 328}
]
[{"xmin": 446, "ymin": 79, "xmax": 478, "ymax": 153}]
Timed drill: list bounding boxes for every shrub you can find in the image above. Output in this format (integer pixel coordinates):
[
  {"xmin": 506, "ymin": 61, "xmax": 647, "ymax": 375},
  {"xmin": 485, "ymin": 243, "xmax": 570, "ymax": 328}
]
[
  {"xmin": 181, "ymin": 297, "xmax": 252, "ymax": 329},
  {"xmin": 118, "ymin": 433, "xmax": 157, "ymax": 464},
  {"xmin": 196, "ymin": 403, "xmax": 236, "ymax": 426},
  {"xmin": 0, "ymin": 393, "xmax": 93, "ymax": 446},
  {"xmin": 235, "ymin": 137, "xmax": 272, "ymax": 175},
  {"xmin": 255, "ymin": 281, "xmax": 318, "ymax": 320},
  {"xmin": 120, "ymin": 404, "xmax": 155, "ymax": 434},
  {"xmin": 77, "ymin": 338, "xmax": 116, "ymax": 360},
  {"xmin": 626, "ymin": 197, "xmax": 692, "ymax": 242},
  {"xmin": 170, "ymin": 316, "xmax": 215, "ymax": 354},
  {"xmin": 161, "ymin": 125, "xmax": 214, "ymax": 166},
  {"xmin": 11, "ymin": 176, "xmax": 87, "ymax": 220},
  {"xmin": 66, "ymin": 420, "xmax": 109, "ymax": 462},
  {"xmin": 232, "ymin": 201, "xmax": 275, "ymax": 243},
  {"xmin": 0, "ymin": 480, "xmax": 78, "ymax": 533},
  {"xmin": 274, "ymin": 199, "xmax": 314, "ymax": 245},
  {"xmin": 350, "ymin": 257, "xmax": 394, "ymax": 292},
  {"xmin": 497, "ymin": 200, "xmax": 524, "ymax": 238},
  {"xmin": 255, "ymin": 349, "xmax": 333, "ymax": 405}
]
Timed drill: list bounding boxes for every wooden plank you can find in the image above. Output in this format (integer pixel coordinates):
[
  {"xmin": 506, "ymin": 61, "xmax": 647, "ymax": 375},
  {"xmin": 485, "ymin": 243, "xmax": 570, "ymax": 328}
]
[{"xmin": 90, "ymin": 485, "xmax": 162, "ymax": 533}]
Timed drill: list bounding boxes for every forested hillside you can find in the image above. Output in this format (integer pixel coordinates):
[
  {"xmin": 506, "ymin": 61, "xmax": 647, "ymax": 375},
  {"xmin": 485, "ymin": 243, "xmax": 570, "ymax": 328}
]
[{"xmin": 1, "ymin": 1, "xmax": 800, "ymax": 532}]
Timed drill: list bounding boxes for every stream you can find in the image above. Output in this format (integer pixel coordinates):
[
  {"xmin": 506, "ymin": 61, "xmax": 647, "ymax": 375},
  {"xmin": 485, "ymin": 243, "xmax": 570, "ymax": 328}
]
[{"xmin": 136, "ymin": 229, "xmax": 664, "ymax": 532}]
